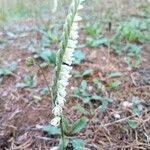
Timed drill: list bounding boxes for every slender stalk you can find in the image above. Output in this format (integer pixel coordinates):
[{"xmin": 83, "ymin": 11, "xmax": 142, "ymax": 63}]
[
  {"xmin": 60, "ymin": 116, "xmax": 65, "ymax": 149},
  {"xmin": 36, "ymin": 63, "xmax": 53, "ymax": 105}
]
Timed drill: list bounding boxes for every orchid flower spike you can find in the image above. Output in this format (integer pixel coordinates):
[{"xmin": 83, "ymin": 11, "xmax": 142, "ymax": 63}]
[{"xmin": 51, "ymin": 0, "xmax": 85, "ymax": 127}]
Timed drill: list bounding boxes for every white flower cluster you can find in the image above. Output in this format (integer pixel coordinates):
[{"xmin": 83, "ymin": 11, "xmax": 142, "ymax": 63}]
[{"xmin": 51, "ymin": 0, "xmax": 85, "ymax": 127}]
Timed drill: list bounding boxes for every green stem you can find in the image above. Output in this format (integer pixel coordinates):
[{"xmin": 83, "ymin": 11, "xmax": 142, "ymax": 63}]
[
  {"xmin": 36, "ymin": 63, "xmax": 53, "ymax": 106},
  {"xmin": 60, "ymin": 116, "xmax": 65, "ymax": 150}
]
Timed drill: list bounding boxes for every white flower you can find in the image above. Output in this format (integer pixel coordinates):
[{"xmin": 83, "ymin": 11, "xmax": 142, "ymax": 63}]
[
  {"xmin": 58, "ymin": 80, "xmax": 69, "ymax": 87},
  {"xmin": 74, "ymin": 15, "xmax": 82, "ymax": 22},
  {"xmin": 66, "ymin": 47, "xmax": 75, "ymax": 53},
  {"xmin": 57, "ymin": 87, "xmax": 67, "ymax": 98},
  {"xmin": 68, "ymin": 39, "xmax": 77, "ymax": 48},
  {"xmin": 59, "ymin": 73, "xmax": 71, "ymax": 82},
  {"xmin": 50, "ymin": 116, "xmax": 61, "ymax": 127},
  {"xmin": 70, "ymin": 30, "xmax": 79, "ymax": 40},
  {"xmin": 78, "ymin": 4, "xmax": 83, "ymax": 10},
  {"xmin": 63, "ymin": 57, "xmax": 73, "ymax": 65},
  {"xmin": 64, "ymin": 48, "xmax": 74, "ymax": 63},
  {"xmin": 72, "ymin": 22, "xmax": 79, "ymax": 31},
  {"xmin": 63, "ymin": 51, "xmax": 74, "ymax": 65},
  {"xmin": 61, "ymin": 65, "xmax": 72, "ymax": 73},
  {"xmin": 52, "ymin": 105, "xmax": 62, "ymax": 116},
  {"xmin": 55, "ymin": 94, "xmax": 66, "ymax": 106}
]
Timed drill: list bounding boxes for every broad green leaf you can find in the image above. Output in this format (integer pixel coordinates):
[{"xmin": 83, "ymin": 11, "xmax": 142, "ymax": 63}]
[
  {"xmin": 73, "ymin": 71, "xmax": 82, "ymax": 78},
  {"xmin": 82, "ymin": 68, "xmax": 93, "ymax": 77},
  {"xmin": 0, "ymin": 62, "xmax": 17, "ymax": 76},
  {"xmin": 58, "ymin": 138, "xmax": 69, "ymax": 150},
  {"xmin": 109, "ymin": 72, "xmax": 122, "ymax": 78},
  {"xmin": 84, "ymin": 22, "xmax": 102, "ymax": 36},
  {"xmin": 128, "ymin": 120, "xmax": 138, "ymax": 129},
  {"xmin": 62, "ymin": 117, "xmax": 70, "ymax": 133},
  {"xmin": 24, "ymin": 75, "xmax": 36, "ymax": 87},
  {"xmin": 82, "ymin": 97, "xmax": 90, "ymax": 103},
  {"xmin": 80, "ymin": 80, "xmax": 87, "ymax": 90},
  {"xmin": 72, "ymin": 117, "xmax": 87, "ymax": 134},
  {"xmin": 8, "ymin": 62, "xmax": 17, "ymax": 72},
  {"xmin": 40, "ymin": 87, "xmax": 49, "ymax": 96},
  {"xmin": 86, "ymin": 37, "xmax": 108, "ymax": 48},
  {"xmin": 72, "ymin": 139, "xmax": 85, "ymax": 150},
  {"xmin": 42, "ymin": 124, "xmax": 60, "ymax": 135},
  {"xmin": 16, "ymin": 74, "xmax": 37, "ymax": 88},
  {"xmin": 90, "ymin": 95, "xmax": 101, "ymax": 100},
  {"xmin": 73, "ymin": 50, "xmax": 85, "ymax": 65},
  {"xmin": 99, "ymin": 97, "xmax": 113, "ymax": 112},
  {"xmin": 76, "ymin": 104, "xmax": 89, "ymax": 115},
  {"xmin": 107, "ymin": 80, "xmax": 121, "ymax": 90},
  {"xmin": 99, "ymin": 100, "xmax": 109, "ymax": 112},
  {"xmin": 40, "ymin": 50, "xmax": 56, "ymax": 64}
]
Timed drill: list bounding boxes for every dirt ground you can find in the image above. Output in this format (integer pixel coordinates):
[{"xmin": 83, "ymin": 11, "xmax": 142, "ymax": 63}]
[{"xmin": 0, "ymin": 1, "xmax": 150, "ymax": 150}]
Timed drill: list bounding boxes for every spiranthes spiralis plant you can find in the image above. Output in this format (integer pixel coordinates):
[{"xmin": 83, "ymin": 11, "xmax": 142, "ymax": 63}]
[{"xmin": 50, "ymin": 0, "xmax": 86, "ymax": 149}]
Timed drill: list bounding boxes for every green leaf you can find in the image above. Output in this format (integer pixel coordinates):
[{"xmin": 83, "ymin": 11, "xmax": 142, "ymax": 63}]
[
  {"xmin": 99, "ymin": 99, "xmax": 109, "ymax": 112},
  {"xmin": 93, "ymin": 79, "xmax": 103, "ymax": 90},
  {"xmin": 72, "ymin": 117, "xmax": 87, "ymax": 134},
  {"xmin": 0, "ymin": 62, "xmax": 17, "ymax": 76},
  {"xmin": 80, "ymin": 80, "xmax": 87, "ymax": 90},
  {"xmin": 73, "ymin": 50, "xmax": 85, "ymax": 65},
  {"xmin": 24, "ymin": 74, "xmax": 36, "ymax": 87},
  {"xmin": 73, "ymin": 71, "xmax": 82, "ymax": 78},
  {"xmin": 8, "ymin": 62, "xmax": 17, "ymax": 72},
  {"xmin": 16, "ymin": 74, "xmax": 37, "ymax": 88},
  {"xmin": 58, "ymin": 138, "xmax": 69, "ymax": 150},
  {"xmin": 42, "ymin": 124, "xmax": 60, "ymax": 135},
  {"xmin": 82, "ymin": 97, "xmax": 90, "ymax": 103},
  {"xmin": 40, "ymin": 87, "xmax": 49, "ymax": 96},
  {"xmin": 39, "ymin": 50, "xmax": 56, "ymax": 64},
  {"xmin": 76, "ymin": 104, "xmax": 89, "ymax": 115},
  {"xmin": 90, "ymin": 95, "xmax": 101, "ymax": 100},
  {"xmin": 128, "ymin": 119, "xmax": 138, "ymax": 129},
  {"xmin": 108, "ymin": 72, "xmax": 122, "ymax": 78},
  {"xmin": 62, "ymin": 117, "xmax": 70, "ymax": 133},
  {"xmin": 86, "ymin": 36, "xmax": 108, "ymax": 48},
  {"xmin": 99, "ymin": 97, "xmax": 113, "ymax": 112},
  {"xmin": 107, "ymin": 80, "xmax": 121, "ymax": 90},
  {"xmin": 84, "ymin": 22, "xmax": 102, "ymax": 36},
  {"xmin": 72, "ymin": 139, "xmax": 85, "ymax": 150},
  {"xmin": 82, "ymin": 68, "xmax": 93, "ymax": 77}
]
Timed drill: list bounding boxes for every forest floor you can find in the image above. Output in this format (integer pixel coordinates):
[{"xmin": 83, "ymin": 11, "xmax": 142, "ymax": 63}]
[{"xmin": 0, "ymin": 0, "xmax": 150, "ymax": 150}]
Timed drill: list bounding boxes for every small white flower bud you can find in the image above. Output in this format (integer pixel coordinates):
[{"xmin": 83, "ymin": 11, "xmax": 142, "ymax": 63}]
[
  {"xmin": 74, "ymin": 15, "xmax": 82, "ymax": 22},
  {"xmin": 52, "ymin": 105, "xmax": 62, "ymax": 116},
  {"xmin": 50, "ymin": 116, "xmax": 61, "ymax": 127},
  {"xmin": 78, "ymin": 4, "xmax": 83, "ymax": 10}
]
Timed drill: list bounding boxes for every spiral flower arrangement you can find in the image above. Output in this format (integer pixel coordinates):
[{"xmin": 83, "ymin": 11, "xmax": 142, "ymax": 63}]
[{"xmin": 51, "ymin": 0, "xmax": 85, "ymax": 127}]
